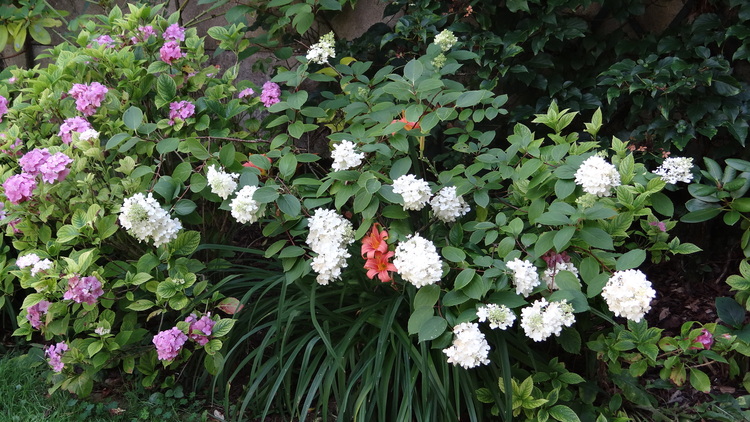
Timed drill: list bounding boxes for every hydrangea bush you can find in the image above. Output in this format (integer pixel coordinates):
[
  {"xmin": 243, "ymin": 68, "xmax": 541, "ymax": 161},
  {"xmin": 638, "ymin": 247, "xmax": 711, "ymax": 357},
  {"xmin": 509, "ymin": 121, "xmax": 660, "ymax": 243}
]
[{"xmin": 0, "ymin": 4, "xmax": 269, "ymax": 395}]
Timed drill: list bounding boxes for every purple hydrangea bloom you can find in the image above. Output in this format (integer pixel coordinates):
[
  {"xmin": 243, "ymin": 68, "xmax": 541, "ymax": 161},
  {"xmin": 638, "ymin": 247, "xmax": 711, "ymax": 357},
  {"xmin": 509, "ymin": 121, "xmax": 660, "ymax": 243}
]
[
  {"xmin": 168, "ymin": 100, "xmax": 195, "ymax": 125},
  {"xmin": 185, "ymin": 313, "xmax": 215, "ymax": 346},
  {"xmin": 131, "ymin": 25, "xmax": 156, "ymax": 43},
  {"xmin": 691, "ymin": 329, "xmax": 714, "ymax": 350},
  {"xmin": 260, "ymin": 81, "xmax": 281, "ymax": 107},
  {"xmin": 40, "ymin": 152, "xmax": 73, "ymax": 184},
  {"xmin": 26, "ymin": 300, "xmax": 51, "ymax": 329},
  {"xmin": 62, "ymin": 274, "xmax": 104, "ymax": 305},
  {"xmin": 68, "ymin": 82, "xmax": 108, "ymax": 116},
  {"xmin": 163, "ymin": 23, "xmax": 186, "ymax": 42},
  {"xmin": 160, "ymin": 41, "xmax": 183, "ymax": 65},
  {"xmin": 238, "ymin": 88, "xmax": 255, "ymax": 98},
  {"xmin": 153, "ymin": 327, "xmax": 188, "ymax": 361},
  {"xmin": 45, "ymin": 342, "xmax": 68, "ymax": 373},
  {"xmin": 93, "ymin": 35, "xmax": 115, "ymax": 48},
  {"xmin": 0, "ymin": 95, "xmax": 8, "ymax": 123},
  {"xmin": 58, "ymin": 116, "xmax": 92, "ymax": 144},
  {"xmin": 19, "ymin": 148, "xmax": 50, "ymax": 175},
  {"xmin": 3, "ymin": 173, "xmax": 37, "ymax": 204}
]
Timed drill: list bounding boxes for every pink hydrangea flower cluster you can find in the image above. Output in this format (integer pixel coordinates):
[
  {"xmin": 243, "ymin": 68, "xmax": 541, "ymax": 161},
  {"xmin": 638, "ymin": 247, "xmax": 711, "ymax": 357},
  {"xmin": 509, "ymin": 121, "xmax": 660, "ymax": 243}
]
[
  {"xmin": 153, "ymin": 327, "xmax": 188, "ymax": 361},
  {"xmin": 238, "ymin": 88, "xmax": 255, "ymax": 98},
  {"xmin": 19, "ymin": 148, "xmax": 73, "ymax": 184},
  {"xmin": 131, "ymin": 25, "xmax": 156, "ymax": 43},
  {"xmin": 93, "ymin": 35, "xmax": 115, "ymax": 48},
  {"xmin": 68, "ymin": 82, "xmax": 108, "ymax": 116},
  {"xmin": 62, "ymin": 274, "xmax": 104, "ymax": 305},
  {"xmin": 58, "ymin": 116, "xmax": 92, "ymax": 144},
  {"xmin": 690, "ymin": 329, "xmax": 714, "ymax": 350},
  {"xmin": 168, "ymin": 101, "xmax": 195, "ymax": 125},
  {"xmin": 26, "ymin": 300, "xmax": 51, "ymax": 329},
  {"xmin": 3, "ymin": 173, "xmax": 37, "ymax": 204},
  {"xmin": 260, "ymin": 81, "xmax": 281, "ymax": 107},
  {"xmin": 0, "ymin": 95, "xmax": 8, "ymax": 122},
  {"xmin": 163, "ymin": 23, "xmax": 186, "ymax": 41},
  {"xmin": 185, "ymin": 313, "xmax": 215, "ymax": 346},
  {"xmin": 45, "ymin": 342, "xmax": 68, "ymax": 373},
  {"xmin": 160, "ymin": 41, "xmax": 183, "ymax": 65}
]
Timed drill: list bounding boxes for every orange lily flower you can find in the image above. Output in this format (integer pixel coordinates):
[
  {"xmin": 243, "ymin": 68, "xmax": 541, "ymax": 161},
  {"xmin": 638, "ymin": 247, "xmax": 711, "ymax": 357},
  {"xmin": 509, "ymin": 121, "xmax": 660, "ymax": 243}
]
[
  {"xmin": 361, "ymin": 223, "xmax": 389, "ymax": 259},
  {"xmin": 364, "ymin": 251, "xmax": 397, "ymax": 283}
]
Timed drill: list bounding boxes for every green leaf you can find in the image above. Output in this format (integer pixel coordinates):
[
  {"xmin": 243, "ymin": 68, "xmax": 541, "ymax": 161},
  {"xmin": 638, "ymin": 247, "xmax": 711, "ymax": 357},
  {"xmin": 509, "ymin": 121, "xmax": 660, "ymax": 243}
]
[
  {"xmin": 173, "ymin": 199, "xmax": 197, "ymax": 216},
  {"xmin": 579, "ymin": 227, "xmax": 614, "ymax": 250},
  {"xmin": 454, "ymin": 268, "xmax": 476, "ymax": 289},
  {"xmin": 414, "ymin": 284, "xmax": 440, "ymax": 308},
  {"xmin": 689, "ymin": 368, "xmax": 711, "ymax": 393},
  {"xmin": 716, "ymin": 297, "xmax": 745, "ymax": 328},
  {"xmin": 278, "ymin": 246, "xmax": 305, "ymax": 258},
  {"xmin": 123, "ymin": 106, "xmax": 144, "ymax": 131},
  {"xmin": 680, "ymin": 208, "xmax": 722, "ymax": 223},
  {"xmin": 404, "ymin": 59, "xmax": 424, "ymax": 83},
  {"xmin": 418, "ymin": 316, "xmax": 447, "ymax": 342},
  {"xmin": 442, "ymin": 246, "xmax": 466, "ymax": 262},
  {"xmin": 558, "ymin": 328, "xmax": 581, "ymax": 354},
  {"xmin": 127, "ymin": 299, "xmax": 155, "ymax": 311},
  {"xmin": 278, "ymin": 153, "xmax": 298, "ymax": 179},
  {"xmin": 389, "ymin": 157, "xmax": 412, "ymax": 180},
  {"xmin": 553, "ymin": 226, "xmax": 575, "ymax": 252},
  {"xmin": 616, "ymin": 250, "xmax": 646, "ymax": 271},
  {"xmin": 211, "ymin": 319, "xmax": 235, "ymax": 337},
  {"xmin": 650, "ymin": 192, "xmax": 674, "ymax": 217},
  {"xmin": 171, "ymin": 231, "xmax": 201, "ymax": 256},
  {"xmin": 408, "ymin": 307, "xmax": 433, "ymax": 335},
  {"xmin": 277, "ymin": 194, "xmax": 301, "ymax": 217},
  {"xmin": 548, "ymin": 405, "xmax": 581, "ymax": 422},
  {"xmin": 105, "ymin": 133, "xmax": 130, "ymax": 150},
  {"xmin": 57, "ymin": 225, "xmax": 80, "ymax": 244},
  {"xmin": 456, "ymin": 90, "xmax": 486, "ymax": 108},
  {"xmin": 156, "ymin": 280, "xmax": 178, "ymax": 299},
  {"xmin": 253, "ymin": 186, "xmax": 280, "ymax": 203},
  {"xmin": 157, "ymin": 74, "xmax": 176, "ymax": 102}
]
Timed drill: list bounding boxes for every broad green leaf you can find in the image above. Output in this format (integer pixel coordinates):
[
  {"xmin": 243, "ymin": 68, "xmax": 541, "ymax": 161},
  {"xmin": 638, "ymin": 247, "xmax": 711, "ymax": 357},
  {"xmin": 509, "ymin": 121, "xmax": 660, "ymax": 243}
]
[
  {"xmin": 418, "ymin": 316, "xmax": 447, "ymax": 342},
  {"xmin": 123, "ymin": 106, "xmax": 144, "ymax": 130},
  {"xmin": 615, "ymin": 249, "xmax": 646, "ymax": 271},
  {"xmin": 442, "ymin": 246, "xmax": 466, "ymax": 262}
]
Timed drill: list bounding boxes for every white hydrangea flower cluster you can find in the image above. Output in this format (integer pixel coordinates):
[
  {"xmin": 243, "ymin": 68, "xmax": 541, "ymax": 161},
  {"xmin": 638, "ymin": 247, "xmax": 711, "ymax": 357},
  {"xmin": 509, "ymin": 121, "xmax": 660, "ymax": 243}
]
[
  {"xmin": 542, "ymin": 262, "xmax": 580, "ymax": 290},
  {"xmin": 392, "ymin": 174, "xmax": 432, "ymax": 211},
  {"xmin": 207, "ymin": 165, "xmax": 239, "ymax": 200},
  {"xmin": 119, "ymin": 193, "xmax": 183, "ymax": 247},
  {"xmin": 443, "ymin": 322, "xmax": 491, "ymax": 369},
  {"xmin": 230, "ymin": 185, "xmax": 265, "ymax": 224},
  {"xmin": 16, "ymin": 253, "xmax": 53, "ymax": 276},
  {"xmin": 601, "ymin": 269, "xmax": 656, "ymax": 322},
  {"xmin": 31, "ymin": 259, "xmax": 53, "ymax": 276},
  {"xmin": 434, "ymin": 29, "xmax": 458, "ymax": 51},
  {"xmin": 476, "ymin": 304, "xmax": 516, "ymax": 330},
  {"xmin": 506, "ymin": 258, "xmax": 541, "ymax": 297},
  {"xmin": 331, "ymin": 140, "xmax": 365, "ymax": 171},
  {"xmin": 520, "ymin": 298, "xmax": 576, "ymax": 342},
  {"xmin": 393, "ymin": 234, "xmax": 443, "ymax": 288},
  {"xmin": 574, "ymin": 155, "xmax": 621, "ymax": 197},
  {"xmin": 653, "ymin": 157, "xmax": 694, "ymax": 184},
  {"xmin": 306, "ymin": 209, "xmax": 355, "ymax": 286},
  {"xmin": 79, "ymin": 129, "xmax": 99, "ymax": 142},
  {"xmin": 306, "ymin": 31, "xmax": 336, "ymax": 64},
  {"xmin": 429, "ymin": 186, "xmax": 470, "ymax": 222}
]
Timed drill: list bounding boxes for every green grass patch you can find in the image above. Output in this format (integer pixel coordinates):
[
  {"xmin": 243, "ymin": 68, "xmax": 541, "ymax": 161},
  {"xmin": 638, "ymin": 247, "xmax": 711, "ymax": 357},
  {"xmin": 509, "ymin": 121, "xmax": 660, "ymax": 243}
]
[{"xmin": 0, "ymin": 352, "xmax": 209, "ymax": 422}]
